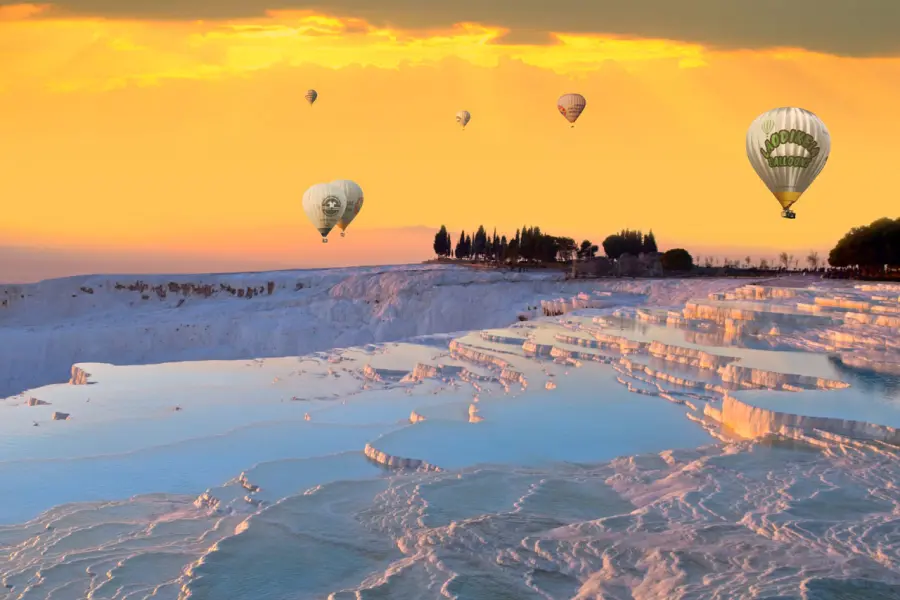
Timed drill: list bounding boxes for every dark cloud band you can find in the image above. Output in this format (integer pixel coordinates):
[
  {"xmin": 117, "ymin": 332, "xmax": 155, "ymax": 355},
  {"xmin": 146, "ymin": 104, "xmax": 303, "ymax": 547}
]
[{"xmin": 7, "ymin": 0, "xmax": 900, "ymax": 57}]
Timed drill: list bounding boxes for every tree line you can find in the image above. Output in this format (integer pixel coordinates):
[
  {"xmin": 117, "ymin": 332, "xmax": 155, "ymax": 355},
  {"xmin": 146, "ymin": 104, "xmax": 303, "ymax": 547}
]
[
  {"xmin": 433, "ymin": 226, "xmax": 663, "ymax": 264},
  {"xmin": 433, "ymin": 225, "xmax": 596, "ymax": 263},
  {"xmin": 430, "ymin": 216, "xmax": 900, "ymax": 280},
  {"xmin": 827, "ymin": 217, "xmax": 900, "ymax": 278}
]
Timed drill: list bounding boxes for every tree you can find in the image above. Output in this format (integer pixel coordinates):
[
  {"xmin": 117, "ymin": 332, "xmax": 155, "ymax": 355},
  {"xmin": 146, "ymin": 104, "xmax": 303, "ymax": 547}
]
[
  {"xmin": 642, "ymin": 230, "xmax": 658, "ymax": 253},
  {"xmin": 620, "ymin": 229, "xmax": 644, "ymax": 255},
  {"xmin": 661, "ymin": 248, "xmax": 693, "ymax": 272},
  {"xmin": 602, "ymin": 234, "xmax": 627, "ymax": 260},
  {"xmin": 464, "ymin": 234, "xmax": 472, "ymax": 258},
  {"xmin": 473, "ymin": 226, "xmax": 487, "ymax": 260},
  {"xmin": 759, "ymin": 258, "xmax": 769, "ymax": 270},
  {"xmin": 557, "ymin": 237, "xmax": 577, "ymax": 262},
  {"xmin": 778, "ymin": 252, "xmax": 790, "ymax": 270},
  {"xmin": 806, "ymin": 251, "xmax": 820, "ymax": 270},
  {"xmin": 745, "ymin": 256, "xmax": 752, "ymax": 268},
  {"xmin": 578, "ymin": 240, "xmax": 598, "ymax": 260},
  {"xmin": 828, "ymin": 217, "xmax": 900, "ymax": 275},
  {"xmin": 433, "ymin": 225, "xmax": 450, "ymax": 257},
  {"xmin": 454, "ymin": 230, "xmax": 466, "ymax": 260},
  {"xmin": 504, "ymin": 238, "xmax": 520, "ymax": 262},
  {"xmin": 536, "ymin": 234, "xmax": 561, "ymax": 262}
]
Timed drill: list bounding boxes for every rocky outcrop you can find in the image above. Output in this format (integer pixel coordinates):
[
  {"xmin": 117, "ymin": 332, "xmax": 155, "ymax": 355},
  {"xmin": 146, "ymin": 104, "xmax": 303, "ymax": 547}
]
[
  {"xmin": 362, "ymin": 364, "xmax": 410, "ymax": 382},
  {"xmin": 712, "ymin": 394, "xmax": 900, "ymax": 445},
  {"xmin": 69, "ymin": 366, "xmax": 91, "ymax": 385},
  {"xmin": 843, "ymin": 312, "xmax": 900, "ymax": 329},
  {"xmin": 363, "ymin": 444, "xmax": 441, "ymax": 471},
  {"xmin": 646, "ymin": 341, "xmax": 733, "ymax": 370},
  {"xmin": 682, "ymin": 302, "xmax": 832, "ymax": 328},
  {"xmin": 814, "ymin": 296, "xmax": 871, "ymax": 311},
  {"xmin": 619, "ymin": 357, "xmax": 729, "ymax": 396},
  {"xmin": 713, "ymin": 285, "xmax": 797, "ymax": 301},
  {"xmin": 407, "ymin": 363, "xmax": 467, "ymax": 382},
  {"xmin": 540, "ymin": 293, "xmax": 616, "ymax": 316},
  {"xmin": 836, "ymin": 351, "xmax": 900, "ymax": 376},
  {"xmin": 718, "ymin": 364, "xmax": 848, "ymax": 390},
  {"xmin": 480, "ymin": 331, "xmax": 526, "ymax": 344},
  {"xmin": 194, "ymin": 491, "xmax": 220, "ymax": 511},
  {"xmin": 448, "ymin": 340, "xmax": 526, "ymax": 385}
]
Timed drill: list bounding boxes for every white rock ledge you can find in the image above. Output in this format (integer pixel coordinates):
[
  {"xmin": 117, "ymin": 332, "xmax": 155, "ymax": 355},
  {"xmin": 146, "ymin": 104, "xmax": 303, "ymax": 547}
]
[
  {"xmin": 363, "ymin": 443, "xmax": 442, "ymax": 472},
  {"xmin": 708, "ymin": 394, "xmax": 900, "ymax": 445}
]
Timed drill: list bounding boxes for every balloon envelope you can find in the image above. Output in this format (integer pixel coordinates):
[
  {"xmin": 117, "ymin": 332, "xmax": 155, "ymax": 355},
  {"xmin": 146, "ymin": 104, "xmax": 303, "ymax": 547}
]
[
  {"xmin": 302, "ymin": 182, "xmax": 346, "ymax": 239},
  {"xmin": 331, "ymin": 179, "xmax": 364, "ymax": 233},
  {"xmin": 557, "ymin": 93, "xmax": 586, "ymax": 124},
  {"xmin": 456, "ymin": 110, "xmax": 471, "ymax": 128},
  {"xmin": 305, "ymin": 89, "xmax": 318, "ymax": 105},
  {"xmin": 746, "ymin": 107, "xmax": 830, "ymax": 212}
]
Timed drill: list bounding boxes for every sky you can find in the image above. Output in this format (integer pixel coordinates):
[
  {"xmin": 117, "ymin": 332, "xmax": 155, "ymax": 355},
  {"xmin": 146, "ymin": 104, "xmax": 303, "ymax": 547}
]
[{"xmin": 2, "ymin": 1, "xmax": 900, "ymax": 281}]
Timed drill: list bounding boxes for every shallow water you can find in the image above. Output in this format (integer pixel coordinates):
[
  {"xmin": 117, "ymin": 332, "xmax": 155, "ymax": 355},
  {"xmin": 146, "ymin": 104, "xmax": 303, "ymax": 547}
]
[{"xmin": 3, "ymin": 279, "xmax": 900, "ymax": 599}]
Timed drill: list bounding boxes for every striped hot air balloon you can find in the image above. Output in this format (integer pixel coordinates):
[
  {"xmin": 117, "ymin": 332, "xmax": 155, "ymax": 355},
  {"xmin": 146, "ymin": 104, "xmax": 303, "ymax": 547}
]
[
  {"xmin": 745, "ymin": 107, "xmax": 831, "ymax": 220},
  {"xmin": 304, "ymin": 89, "xmax": 318, "ymax": 106},
  {"xmin": 331, "ymin": 179, "xmax": 364, "ymax": 237},
  {"xmin": 456, "ymin": 110, "xmax": 471, "ymax": 130},
  {"xmin": 557, "ymin": 93, "xmax": 586, "ymax": 127}
]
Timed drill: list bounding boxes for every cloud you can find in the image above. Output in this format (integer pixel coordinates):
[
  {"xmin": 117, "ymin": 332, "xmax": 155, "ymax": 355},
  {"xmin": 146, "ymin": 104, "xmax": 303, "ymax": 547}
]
[{"xmin": 5, "ymin": 0, "xmax": 900, "ymax": 56}]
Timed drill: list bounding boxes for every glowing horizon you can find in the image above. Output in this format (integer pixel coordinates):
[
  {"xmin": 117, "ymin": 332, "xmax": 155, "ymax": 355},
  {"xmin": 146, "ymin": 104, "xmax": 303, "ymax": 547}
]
[{"xmin": 2, "ymin": 2, "xmax": 899, "ymax": 279}]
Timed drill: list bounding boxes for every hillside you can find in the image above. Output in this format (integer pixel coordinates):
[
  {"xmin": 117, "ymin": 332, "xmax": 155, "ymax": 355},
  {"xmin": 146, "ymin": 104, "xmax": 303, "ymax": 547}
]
[{"xmin": 0, "ymin": 264, "xmax": 745, "ymax": 398}]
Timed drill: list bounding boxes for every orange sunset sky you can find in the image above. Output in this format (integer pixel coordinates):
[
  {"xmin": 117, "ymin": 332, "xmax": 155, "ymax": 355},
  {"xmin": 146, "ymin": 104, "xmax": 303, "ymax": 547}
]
[{"xmin": 1, "ymin": 1, "xmax": 899, "ymax": 281}]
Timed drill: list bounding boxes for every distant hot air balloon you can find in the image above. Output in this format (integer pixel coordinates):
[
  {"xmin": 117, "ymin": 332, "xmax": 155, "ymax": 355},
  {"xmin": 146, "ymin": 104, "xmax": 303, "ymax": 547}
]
[
  {"xmin": 302, "ymin": 182, "xmax": 346, "ymax": 243},
  {"xmin": 746, "ymin": 107, "xmax": 831, "ymax": 219},
  {"xmin": 331, "ymin": 179, "xmax": 364, "ymax": 237},
  {"xmin": 557, "ymin": 93, "xmax": 586, "ymax": 127},
  {"xmin": 456, "ymin": 110, "xmax": 471, "ymax": 130},
  {"xmin": 305, "ymin": 89, "xmax": 318, "ymax": 106}
]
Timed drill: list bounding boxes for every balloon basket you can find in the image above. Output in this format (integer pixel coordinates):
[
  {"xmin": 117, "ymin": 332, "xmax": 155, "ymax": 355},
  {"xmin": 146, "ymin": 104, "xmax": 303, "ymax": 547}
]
[
  {"xmin": 322, "ymin": 238, "xmax": 328, "ymax": 243},
  {"xmin": 340, "ymin": 232, "xmax": 346, "ymax": 237},
  {"xmin": 781, "ymin": 209, "xmax": 796, "ymax": 220}
]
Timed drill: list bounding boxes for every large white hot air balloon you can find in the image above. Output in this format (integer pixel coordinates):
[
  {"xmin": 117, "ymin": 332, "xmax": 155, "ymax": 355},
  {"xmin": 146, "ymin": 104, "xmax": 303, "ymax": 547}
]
[
  {"xmin": 305, "ymin": 89, "xmax": 318, "ymax": 106},
  {"xmin": 331, "ymin": 179, "xmax": 364, "ymax": 237},
  {"xmin": 557, "ymin": 93, "xmax": 586, "ymax": 127},
  {"xmin": 746, "ymin": 107, "xmax": 831, "ymax": 219},
  {"xmin": 456, "ymin": 110, "xmax": 471, "ymax": 130},
  {"xmin": 302, "ymin": 182, "xmax": 346, "ymax": 243}
]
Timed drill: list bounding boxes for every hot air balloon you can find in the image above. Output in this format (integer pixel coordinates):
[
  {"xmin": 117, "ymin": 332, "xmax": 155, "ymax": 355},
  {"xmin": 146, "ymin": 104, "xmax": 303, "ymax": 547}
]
[
  {"xmin": 456, "ymin": 110, "xmax": 471, "ymax": 130},
  {"xmin": 746, "ymin": 107, "xmax": 831, "ymax": 219},
  {"xmin": 305, "ymin": 89, "xmax": 318, "ymax": 106},
  {"xmin": 557, "ymin": 93, "xmax": 586, "ymax": 127},
  {"xmin": 302, "ymin": 182, "xmax": 346, "ymax": 243},
  {"xmin": 331, "ymin": 179, "xmax": 364, "ymax": 237}
]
